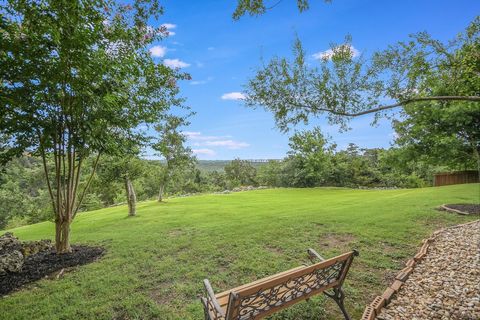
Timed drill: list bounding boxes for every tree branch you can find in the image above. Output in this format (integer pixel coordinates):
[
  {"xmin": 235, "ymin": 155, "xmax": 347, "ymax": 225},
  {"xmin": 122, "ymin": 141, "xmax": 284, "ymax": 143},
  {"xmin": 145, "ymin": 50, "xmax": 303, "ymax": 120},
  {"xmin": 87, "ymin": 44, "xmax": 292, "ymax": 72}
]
[
  {"xmin": 38, "ymin": 134, "xmax": 57, "ymax": 215},
  {"xmin": 296, "ymin": 96, "xmax": 480, "ymax": 117},
  {"xmin": 73, "ymin": 152, "xmax": 101, "ymax": 217}
]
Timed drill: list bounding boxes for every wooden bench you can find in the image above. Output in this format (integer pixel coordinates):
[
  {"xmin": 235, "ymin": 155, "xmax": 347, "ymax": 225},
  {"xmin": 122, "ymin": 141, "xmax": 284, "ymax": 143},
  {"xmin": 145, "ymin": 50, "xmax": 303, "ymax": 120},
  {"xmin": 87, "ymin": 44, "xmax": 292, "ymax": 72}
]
[{"xmin": 201, "ymin": 249, "xmax": 358, "ymax": 320}]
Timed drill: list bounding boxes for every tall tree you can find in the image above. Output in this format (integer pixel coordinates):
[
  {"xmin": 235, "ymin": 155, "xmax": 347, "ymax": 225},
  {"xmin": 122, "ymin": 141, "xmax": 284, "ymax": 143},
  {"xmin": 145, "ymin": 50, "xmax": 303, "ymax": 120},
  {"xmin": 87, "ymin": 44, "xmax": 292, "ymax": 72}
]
[
  {"xmin": 390, "ymin": 31, "xmax": 480, "ymax": 175},
  {"xmin": 243, "ymin": 18, "xmax": 480, "ymax": 132},
  {"xmin": 152, "ymin": 115, "xmax": 195, "ymax": 202},
  {"xmin": 285, "ymin": 128, "xmax": 334, "ymax": 187},
  {"xmin": 393, "ymin": 102, "xmax": 480, "ymax": 175},
  {"xmin": 0, "ymin": 0, "xmax": 186, "ymax": 252},
  {"xmin": 97, "ymin": 155, "xmax": 144, "ymax": 216},
  {"xmin": 224, "ymin": 159, "xmax": 258, "ymax": 187}
]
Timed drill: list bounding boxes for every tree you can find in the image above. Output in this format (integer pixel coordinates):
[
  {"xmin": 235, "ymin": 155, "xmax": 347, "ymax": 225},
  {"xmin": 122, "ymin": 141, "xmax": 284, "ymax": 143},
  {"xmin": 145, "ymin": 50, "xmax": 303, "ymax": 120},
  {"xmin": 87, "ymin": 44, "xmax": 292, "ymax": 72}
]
[
  {"xmin": 97, "ymin": 155, "xmax": 144, "ymax": 216},
  {"xmin": 257, "ymin": 160, "xmax": 284, "ymax": 186},
  {"xmin": 233, "ymin": 0, "xmax": 331, "ymax": 20},
  {"xmin": 284, "ymin": 128, "xmax": 334, "ymax": 187},
  {"xmin": 224, "ymin": 159, "xmax": 258, "ymax": 187},
  {"xmin": 0, "ymin": 0, "xmax": 185, "ymax": 252},
  {"xmin": 393, "ymin": 102, "xmax": 480, "ymax": 175},
  {"xmin": 243, "ymin": 18, "xmax": 480, "ymax": 132},
  {"xmin": 389, "ymin": 34, "xmax": 480, "ymax": 175},
  {"xmin": 152, "ymin": 115, "xmax": 195, "ymax": 202}
]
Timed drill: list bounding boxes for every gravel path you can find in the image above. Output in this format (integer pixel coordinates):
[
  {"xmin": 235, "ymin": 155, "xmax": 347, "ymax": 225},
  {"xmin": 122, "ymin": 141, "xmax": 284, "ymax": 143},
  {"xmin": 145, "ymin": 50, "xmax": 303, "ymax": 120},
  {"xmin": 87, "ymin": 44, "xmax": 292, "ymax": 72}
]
[{"xmin": 376, "ymin": 220, "xmax": 480, "ymax": 320}]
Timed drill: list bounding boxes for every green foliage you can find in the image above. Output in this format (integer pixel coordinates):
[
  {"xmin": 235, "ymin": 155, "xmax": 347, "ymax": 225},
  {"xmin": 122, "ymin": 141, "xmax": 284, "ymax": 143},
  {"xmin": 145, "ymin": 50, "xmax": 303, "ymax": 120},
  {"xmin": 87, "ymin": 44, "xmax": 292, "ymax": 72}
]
[
  {"xmin": 77, "ymin": 193, "xmax": 104, "ymax": 212},
  {"xmin": 233, "ymin": 0, "xmax": 331, "ymax": 20},
  {"xmin": 234, "ymin": 0, "xmax": 307, "ymax": 19},
  {"xmin": 1, "ymin": 0, "xmax": 184, "ymax": 163},
  {"xmin": 285, "ymin": 128, "xmax": 334, "ymax": 187},
  {"xmin": 98, "ymin": 155, "xmax": 145, "ymax": 184},
  {"xmin": 224, "ymin": 158, "xmax": 258, "ymax": 187},
  {"xmin": 152, "ymin": 114, "xmax": 196, "ymax": 199},
  {"xmin": 1, "ymin": 184, "xmax": 478, "ymax": 319},
  {"xmin": 254, "ymin": 128, "xmax": 443, "ymax": 189},
  {"xmin": 257, "ymin": 160, "xmax": 284, "ymax": 186},
  {"xmin": 0, "ymin": 157, "xmax": 53, "ymax": 228},
  {"xmin": 393, "ymin": 102, "xmax": 479, "ymax": 170},
  {"xmin": 244, "ymin": 17, "xmax": 480, "ymax": 131}
]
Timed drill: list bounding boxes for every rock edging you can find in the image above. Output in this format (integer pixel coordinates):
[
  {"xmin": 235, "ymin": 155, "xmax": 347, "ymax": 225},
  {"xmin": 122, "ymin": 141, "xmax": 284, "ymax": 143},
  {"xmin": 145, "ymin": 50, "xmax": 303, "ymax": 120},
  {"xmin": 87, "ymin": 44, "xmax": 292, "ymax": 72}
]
[{"xmin": 361, "ymin": 219, "xmax": 480, "ymax": 320}]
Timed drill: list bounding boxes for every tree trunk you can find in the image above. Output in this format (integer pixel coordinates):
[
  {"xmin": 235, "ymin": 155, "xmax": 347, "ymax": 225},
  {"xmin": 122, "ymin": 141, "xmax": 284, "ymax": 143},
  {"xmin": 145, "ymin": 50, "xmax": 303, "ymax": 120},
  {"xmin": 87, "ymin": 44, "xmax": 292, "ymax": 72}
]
[
  {"xmin": 125, "ymin": 176, "xmax": 137, "ymax": 216},
  {"xmin": 158, "ymin": 184, "xmax": 165, "ymax": 202},
  {"xmin": 473, "ymin": 146, "xmax": 480, "ymax": 182},
  {"xmin": 55, "ymin": 218, "xmax": 72, "ymax": 253}
]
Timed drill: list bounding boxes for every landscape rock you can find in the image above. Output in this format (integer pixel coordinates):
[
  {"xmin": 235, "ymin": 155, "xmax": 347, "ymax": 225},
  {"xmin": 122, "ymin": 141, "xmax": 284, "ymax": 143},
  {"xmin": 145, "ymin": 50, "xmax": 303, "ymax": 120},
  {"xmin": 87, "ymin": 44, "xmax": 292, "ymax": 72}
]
[
  {"xmin": 0, "ymin": 233, "xmax": 24, "ymax": 275},
  {"xmin": 376, "ymin": 220, "xmax": 480, "ymax": 320},
  {"xmin": 0, "ymin": 233, "xmax": 55, "ymax": 275},
  {"xmin": 22, "ymin": 239, "xmax": 53, "ymax": 257}
]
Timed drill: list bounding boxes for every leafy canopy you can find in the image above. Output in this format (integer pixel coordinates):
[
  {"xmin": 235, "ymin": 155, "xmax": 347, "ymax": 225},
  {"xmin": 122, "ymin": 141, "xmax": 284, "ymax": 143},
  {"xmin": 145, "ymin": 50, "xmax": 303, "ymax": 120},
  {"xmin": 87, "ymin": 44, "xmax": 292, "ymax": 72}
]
[
  {"xmin": 0, "ymin": 0, "xmax": 187, "ymax": 164},
  {"xmin": 243, "ymin": 17, "xmax": 480, "ymax": 132}
]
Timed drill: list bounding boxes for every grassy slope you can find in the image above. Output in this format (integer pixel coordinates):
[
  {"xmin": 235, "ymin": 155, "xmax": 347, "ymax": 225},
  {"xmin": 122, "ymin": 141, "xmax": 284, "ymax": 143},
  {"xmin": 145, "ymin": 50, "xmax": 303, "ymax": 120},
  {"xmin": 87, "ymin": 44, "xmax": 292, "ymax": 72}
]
[{"xmin": 1, "ymin": 184, "xmax": 479, "ymax": 320}]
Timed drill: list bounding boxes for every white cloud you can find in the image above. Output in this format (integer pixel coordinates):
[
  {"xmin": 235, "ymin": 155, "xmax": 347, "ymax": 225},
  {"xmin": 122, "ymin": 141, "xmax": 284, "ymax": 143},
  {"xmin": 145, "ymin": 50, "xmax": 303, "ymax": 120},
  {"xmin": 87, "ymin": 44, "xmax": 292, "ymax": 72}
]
[
  {"xmin": 192, "ymin": 148, "xmax": 216, "ymax": 156},
  {"xmin": 161, "ymin": 23, "xmax": 176, "ymax": 36},
  {"xmin": 312, "ymin": 44, "xmax": 360, "ymax": 60},
  {"xmin": 183, "ymin": 132, "xmax": 249, "ymax": 150},
  {"xmin": 149, "ymin": 45, "xmax": 167, "ymax": 58},
  {"xmin": 207, "ymin": 47, "xmax": 215, "ymax": 51},
  {"xmin": 204, "ymin": 140, "xmax": 250, "ymax": 149},
  {"xmin": 161, "ymin": 23, "xmax": 176, "ymax": 29},
  {"xmin": 183, "ymin": 131, "xmax": 201, "ymax": 137},
  {"xmin": 190, "ymin": 80, "xmax": 206, "ymax": 85},
  {"xmin": 164, "ymin": 58, "xmax": 190, "ymax": 68},
  {"xmin": 182, "ymin": 131, "xmax": 229, "ymax": 141},
  {"xmin": 190, "ymin": 76, "xmax": 213, "ymax": 85},
  {"xmin": 221, "ymin": 92, "xmax": 246, "ymax": 100}
]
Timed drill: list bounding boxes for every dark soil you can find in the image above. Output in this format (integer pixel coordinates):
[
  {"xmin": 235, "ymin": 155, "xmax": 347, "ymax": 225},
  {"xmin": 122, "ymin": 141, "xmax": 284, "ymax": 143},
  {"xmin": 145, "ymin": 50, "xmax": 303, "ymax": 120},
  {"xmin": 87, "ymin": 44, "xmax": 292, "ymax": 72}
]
[
  {"xmin": 443, "ymin": 203, "xmax": 480, "ymax": 215},
  {"xmin": 0, "ymin": 245, "xmax": 104, "ymax": 296}
]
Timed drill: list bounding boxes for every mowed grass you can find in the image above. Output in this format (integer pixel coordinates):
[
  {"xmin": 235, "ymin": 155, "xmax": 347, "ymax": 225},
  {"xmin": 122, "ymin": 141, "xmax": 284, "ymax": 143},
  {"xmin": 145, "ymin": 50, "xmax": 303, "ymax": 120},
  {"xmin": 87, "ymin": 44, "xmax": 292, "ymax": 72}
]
[{"xmin": 1, "ymin": 184, "xmax": 479, "ymax": 320}]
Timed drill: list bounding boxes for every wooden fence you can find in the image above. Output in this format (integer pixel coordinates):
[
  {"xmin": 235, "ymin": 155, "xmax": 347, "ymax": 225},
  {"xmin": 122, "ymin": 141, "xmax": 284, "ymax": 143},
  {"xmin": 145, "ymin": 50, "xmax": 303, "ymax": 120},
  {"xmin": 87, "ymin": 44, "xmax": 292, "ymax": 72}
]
[{"xmin": 434, "ymin": 170, "xmax": 479, "ymax": 186}]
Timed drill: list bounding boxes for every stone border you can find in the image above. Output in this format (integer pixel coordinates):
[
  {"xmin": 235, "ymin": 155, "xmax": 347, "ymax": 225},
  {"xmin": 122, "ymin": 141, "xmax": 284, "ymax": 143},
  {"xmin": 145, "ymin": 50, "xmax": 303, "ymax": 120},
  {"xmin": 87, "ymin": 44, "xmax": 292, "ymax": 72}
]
[
  {"xmin": 439, "ymin": 204, "xmax": 472, "ymax": 215},
  {"xmin": 361, "ymin": 219, "xmax": 480, "ymax": 320}
]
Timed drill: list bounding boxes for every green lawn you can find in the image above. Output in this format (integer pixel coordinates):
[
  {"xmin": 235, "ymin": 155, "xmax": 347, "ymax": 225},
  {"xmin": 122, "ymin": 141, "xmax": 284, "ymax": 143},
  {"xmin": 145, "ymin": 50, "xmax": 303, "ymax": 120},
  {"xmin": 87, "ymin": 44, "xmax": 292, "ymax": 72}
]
[{"xmin": 1, "ymin": 184, "xmax": 479, "ymax": 320}]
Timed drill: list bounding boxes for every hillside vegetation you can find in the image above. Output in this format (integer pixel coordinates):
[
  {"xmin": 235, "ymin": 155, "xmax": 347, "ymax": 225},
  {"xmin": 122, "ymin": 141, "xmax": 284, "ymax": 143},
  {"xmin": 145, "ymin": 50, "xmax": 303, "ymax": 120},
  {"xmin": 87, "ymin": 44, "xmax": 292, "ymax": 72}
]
[{"xmin": 1, "ymin": 184, "xmax": 479, "ymax": 319}]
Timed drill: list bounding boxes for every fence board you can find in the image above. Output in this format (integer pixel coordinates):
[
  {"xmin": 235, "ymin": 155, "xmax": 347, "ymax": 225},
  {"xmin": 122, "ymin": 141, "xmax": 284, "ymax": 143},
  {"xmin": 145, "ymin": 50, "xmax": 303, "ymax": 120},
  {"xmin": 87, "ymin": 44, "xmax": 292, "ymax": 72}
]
[{"xmin": 434, "ymin": 170, "xmax": 479, "ymax": 186}]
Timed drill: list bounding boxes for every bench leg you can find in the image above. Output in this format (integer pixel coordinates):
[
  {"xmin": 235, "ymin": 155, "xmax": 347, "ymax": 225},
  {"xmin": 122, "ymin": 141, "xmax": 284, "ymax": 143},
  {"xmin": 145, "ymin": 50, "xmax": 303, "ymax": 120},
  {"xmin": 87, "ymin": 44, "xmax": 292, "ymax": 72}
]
[
  {"xmin": 324, "ymin": 287, "xmax": 351, "ymax": 320},
  {"xmin": 200, "ymin": 297, "xmax": 212, "ymax": 320}
]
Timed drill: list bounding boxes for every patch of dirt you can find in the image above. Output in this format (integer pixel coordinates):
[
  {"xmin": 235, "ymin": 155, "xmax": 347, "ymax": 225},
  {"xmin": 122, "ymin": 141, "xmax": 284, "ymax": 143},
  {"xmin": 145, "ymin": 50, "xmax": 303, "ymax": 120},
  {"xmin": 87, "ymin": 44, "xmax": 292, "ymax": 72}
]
[
  {"xmin": 264, "ymin": 245, "xmax": 285, "ymax": 255},
  {"xmin": 149, "ymin": 281, "xmax": 175, "ymax": 305},
  {"xmin": 0, "ymin": 245, "xmax": 104, "ymax": 296},
  {"xmin": 318, "ymin": 233, "xmax": 356, "ymax": 250},
  {"xmin": 167, "ymin": 229, "xmax": 184, "ymax": 237},
  {"xmin": 442, "ymin": 203, "xmax": 480, "ymax": 215}
]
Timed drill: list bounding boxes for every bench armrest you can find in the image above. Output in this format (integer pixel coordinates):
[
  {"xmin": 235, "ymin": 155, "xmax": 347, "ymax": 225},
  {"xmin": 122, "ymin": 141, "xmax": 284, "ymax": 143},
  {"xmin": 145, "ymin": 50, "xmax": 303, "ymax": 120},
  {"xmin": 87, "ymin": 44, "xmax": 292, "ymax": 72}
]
[
  {"xmin": 307, "ymin": 248, "xmax": 325, "ymax": 263},
  {"xmin": 203, "ymin": 279, "xmax": 225, "ymax": 318}
]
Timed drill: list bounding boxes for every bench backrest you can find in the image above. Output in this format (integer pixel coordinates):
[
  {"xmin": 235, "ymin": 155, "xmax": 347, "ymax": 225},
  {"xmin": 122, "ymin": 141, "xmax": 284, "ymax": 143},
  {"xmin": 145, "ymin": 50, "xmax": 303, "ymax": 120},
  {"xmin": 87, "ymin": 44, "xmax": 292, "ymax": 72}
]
[{"xmin": 224, "ymin": 251, "xmax": 356, "ymax": 320}]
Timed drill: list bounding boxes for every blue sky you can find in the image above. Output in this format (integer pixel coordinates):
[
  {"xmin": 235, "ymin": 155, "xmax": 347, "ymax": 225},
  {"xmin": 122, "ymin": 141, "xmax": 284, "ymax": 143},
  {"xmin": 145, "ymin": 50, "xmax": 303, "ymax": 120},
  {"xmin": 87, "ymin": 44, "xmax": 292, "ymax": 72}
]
[{"xmin": 146, "ymin": 0, "xmax": 479, "ymax": 160}]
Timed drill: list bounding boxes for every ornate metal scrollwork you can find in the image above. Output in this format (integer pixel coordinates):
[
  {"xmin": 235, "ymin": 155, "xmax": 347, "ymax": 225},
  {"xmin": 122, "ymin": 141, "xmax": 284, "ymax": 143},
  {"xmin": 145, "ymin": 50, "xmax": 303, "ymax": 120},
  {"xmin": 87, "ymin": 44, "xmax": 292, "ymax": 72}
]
[{"xmin": 235, "ymin": 261, "xmax": 346, "ymax": 319}]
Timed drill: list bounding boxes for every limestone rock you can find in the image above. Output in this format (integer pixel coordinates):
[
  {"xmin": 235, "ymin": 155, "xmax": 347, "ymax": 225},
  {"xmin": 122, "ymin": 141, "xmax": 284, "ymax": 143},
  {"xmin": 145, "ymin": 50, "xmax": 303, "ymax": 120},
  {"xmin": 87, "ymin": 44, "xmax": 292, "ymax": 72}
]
[
  {"xmin": 22, "ymin": 239, "xmax": 53, "ymax": 257},
  {"xmin": 0, "ymin": 232, "xmax": 24, "ymax": 275}
]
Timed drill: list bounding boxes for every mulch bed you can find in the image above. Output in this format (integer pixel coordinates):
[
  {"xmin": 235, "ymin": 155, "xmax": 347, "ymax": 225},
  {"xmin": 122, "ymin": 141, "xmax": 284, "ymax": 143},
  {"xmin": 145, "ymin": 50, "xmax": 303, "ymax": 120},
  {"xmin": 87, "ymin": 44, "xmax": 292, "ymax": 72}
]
[
  {"xmin": 0, "ymin": 245, "xmax": 104, "ymax": 296},
  {"xmin": 441, "ymin": 203, "xmax": 480, "ymax": 215}
]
